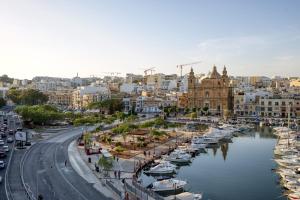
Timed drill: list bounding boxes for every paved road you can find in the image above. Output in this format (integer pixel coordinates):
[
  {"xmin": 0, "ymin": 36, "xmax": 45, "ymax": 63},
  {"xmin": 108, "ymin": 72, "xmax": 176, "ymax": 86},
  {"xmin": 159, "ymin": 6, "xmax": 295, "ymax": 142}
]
[
  {"xmin": 22, "ymin": 127, "xmax": 112, "ymax": 200},
  {"xmin": 0, "ymin": 139, "xmax": 14, "ymax": 200}
]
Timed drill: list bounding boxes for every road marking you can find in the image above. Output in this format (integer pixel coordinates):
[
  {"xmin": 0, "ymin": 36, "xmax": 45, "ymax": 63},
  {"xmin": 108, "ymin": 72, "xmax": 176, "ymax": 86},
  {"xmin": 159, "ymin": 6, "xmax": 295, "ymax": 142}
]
[{"xmin": 54, "ymin": 142, "xmax": 89, "ymax": 200}]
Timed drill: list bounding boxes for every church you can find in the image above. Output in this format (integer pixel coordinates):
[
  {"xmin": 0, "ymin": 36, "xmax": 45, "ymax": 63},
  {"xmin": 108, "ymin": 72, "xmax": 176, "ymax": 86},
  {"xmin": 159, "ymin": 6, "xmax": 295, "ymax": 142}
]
[{"xmin": 187, "ymin": 65, "xmax": 233, "ymax": 116}]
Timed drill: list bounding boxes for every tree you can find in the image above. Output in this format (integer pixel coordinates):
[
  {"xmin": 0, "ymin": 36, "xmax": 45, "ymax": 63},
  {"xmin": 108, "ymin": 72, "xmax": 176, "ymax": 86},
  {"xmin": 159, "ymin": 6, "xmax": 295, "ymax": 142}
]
[
  {"xmin": 190, "ymin": 112, "xmax": 197, "ymax": 120},
  {"xmin": 150, "ymin": 129, "xmax": 167, "ymax": 140},
  {"xmin": 0, "ymin": 98, "xmax": 6, "ymax": 108},
  {"xmin": 7, "ymin": 88, "xmax": 48, "ymax": 105},
  {"xmin": 88, "ymin": 99, "xmax": 123, "ymax": 114},
  {"xmin": 203, "ymin": 107, "xmax": 209, "ymax": 115},
  {"xmin": 83, "ymin": 132, "xmax": 92, "ymax": 147},
  {"xmin": 115, "ymin": 111, "xmax": 126, "ymax": 121},
  {"xmin": 185, "ymin": 108, "xmax": 190, "ymax": 114},
  {"xmin": 98, "ymin": 156, "xmax": 113, "ymax": 175},
  {"xmin": 121, "ymin": 132, "xmax": 128, "ymax": 145},
  {"xmin": 0, "ymin": 74, "xmax": 13, "ymax": 84},
  {"xmin": 15, "ymin": 105, "xmax": 63, "ymax": 125}
]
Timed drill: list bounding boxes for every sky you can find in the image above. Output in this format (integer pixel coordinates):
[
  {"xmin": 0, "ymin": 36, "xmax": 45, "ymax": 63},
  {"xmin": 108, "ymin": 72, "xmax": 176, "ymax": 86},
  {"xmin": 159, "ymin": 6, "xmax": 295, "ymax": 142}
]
[{"xmin": 0, "ymin": 0, "xmax": 299, "ymax": 79}]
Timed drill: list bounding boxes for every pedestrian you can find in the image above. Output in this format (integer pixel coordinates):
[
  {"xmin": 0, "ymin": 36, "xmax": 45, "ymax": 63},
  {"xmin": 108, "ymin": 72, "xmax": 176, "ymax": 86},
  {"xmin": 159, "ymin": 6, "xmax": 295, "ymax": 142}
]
[
  {"xmin": 64, "ymin": 160, "xmax": 67, "ymax": 167},
  {"xmin": 117, "ymin": 157, "xmax": 119, "ymax": 162},
  {"xmin": 118, "ymin": 170, "xmax": 121, "ymax": 179},
  {"xmin": 114, "ymin": 170, "xmax": 117, "ymax": 178},
  {"xmin": 113, "ymin": 155, "xmax": 115, "ymax": 160},
  {"xmin": 143, "ymin": 151, "xmax": 146, "ymax": 157}
]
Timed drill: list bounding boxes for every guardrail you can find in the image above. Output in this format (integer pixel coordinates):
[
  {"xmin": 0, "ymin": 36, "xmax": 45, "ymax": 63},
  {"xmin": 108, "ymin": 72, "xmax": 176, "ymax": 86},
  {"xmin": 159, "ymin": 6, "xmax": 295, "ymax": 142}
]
[{"xmin": 5, "ymin": 141, "xmax": 15, "ymax": 200}]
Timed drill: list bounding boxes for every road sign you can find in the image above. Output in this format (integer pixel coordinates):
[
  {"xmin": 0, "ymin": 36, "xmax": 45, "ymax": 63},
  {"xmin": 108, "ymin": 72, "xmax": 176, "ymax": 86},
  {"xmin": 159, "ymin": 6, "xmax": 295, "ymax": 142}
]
[{"xmin": 15, "ymin": 131, "xmax": 27, "ymax": 141}]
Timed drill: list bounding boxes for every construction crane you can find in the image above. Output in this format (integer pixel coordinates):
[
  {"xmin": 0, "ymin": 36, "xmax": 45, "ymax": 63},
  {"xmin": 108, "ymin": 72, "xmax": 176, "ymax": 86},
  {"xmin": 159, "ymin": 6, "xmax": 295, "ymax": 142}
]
[
  {"xmin": 142, "ymin": 67, "xmax": 156, "ymax": 76},
  {"xmin": 102, "ymin": 72, "xmax": 121, "ymax": 76},
  {"xmin": 177, "ymin": 61, "xmax": 202, "ymax": 77}
]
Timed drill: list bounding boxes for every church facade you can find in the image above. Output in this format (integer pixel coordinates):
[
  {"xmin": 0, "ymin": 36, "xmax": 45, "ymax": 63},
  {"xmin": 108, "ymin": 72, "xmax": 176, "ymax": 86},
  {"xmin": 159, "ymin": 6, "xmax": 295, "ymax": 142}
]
[{"xmin": 187, "ymin": 66, "xmax": 233, "ymax": 116}]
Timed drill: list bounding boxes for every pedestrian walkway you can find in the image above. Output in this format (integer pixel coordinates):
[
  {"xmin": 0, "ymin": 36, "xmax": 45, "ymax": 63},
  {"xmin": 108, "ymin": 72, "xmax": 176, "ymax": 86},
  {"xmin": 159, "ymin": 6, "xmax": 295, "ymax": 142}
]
[{"xmin": 68, "ymin": 141, "xmax": 120, "ymax": 200}]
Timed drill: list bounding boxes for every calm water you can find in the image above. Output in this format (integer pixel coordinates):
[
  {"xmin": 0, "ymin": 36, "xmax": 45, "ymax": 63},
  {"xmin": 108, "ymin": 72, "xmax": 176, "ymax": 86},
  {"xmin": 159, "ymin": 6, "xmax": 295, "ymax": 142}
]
[{"xmin": 140, "ymin": 126, "xmax": 286, "ymax": 200}]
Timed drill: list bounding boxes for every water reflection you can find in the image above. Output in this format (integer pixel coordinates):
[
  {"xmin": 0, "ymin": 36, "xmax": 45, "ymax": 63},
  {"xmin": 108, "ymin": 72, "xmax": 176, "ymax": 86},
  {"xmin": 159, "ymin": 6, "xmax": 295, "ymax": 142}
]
[
  {"xmin": 221, "ymin": 142, "xmax": 229, "ymax": 161},
  {"xmin": 139, "ymin": 127, "xmax": 283, "ymax": 200}
]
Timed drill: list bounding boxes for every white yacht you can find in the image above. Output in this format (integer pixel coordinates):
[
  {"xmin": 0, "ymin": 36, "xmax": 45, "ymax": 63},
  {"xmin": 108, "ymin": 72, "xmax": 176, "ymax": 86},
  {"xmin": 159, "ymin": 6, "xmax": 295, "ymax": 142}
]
[
  {"xmin": 151, "ymin": 179, "xmax": 187, "ymax": 192},
  {"xmin": 146, "ymin": 161, "xmax": 176, "ymax": 174},
  {"xmin": 165, "ymin": 150, "xmax": 191, "ymax": 163}
]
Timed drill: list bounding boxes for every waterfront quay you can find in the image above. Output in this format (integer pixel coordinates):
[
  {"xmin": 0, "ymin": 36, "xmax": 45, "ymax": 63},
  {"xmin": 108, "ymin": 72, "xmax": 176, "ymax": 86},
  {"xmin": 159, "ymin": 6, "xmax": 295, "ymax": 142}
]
[{"xmin": 75, "ymin": 116, "xmax": 292, "ymax": 200}]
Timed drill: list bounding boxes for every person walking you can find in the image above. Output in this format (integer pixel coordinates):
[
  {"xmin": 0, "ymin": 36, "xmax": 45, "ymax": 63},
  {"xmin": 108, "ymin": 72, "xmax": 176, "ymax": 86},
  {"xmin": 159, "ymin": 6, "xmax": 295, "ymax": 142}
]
[{"xmin": 118, "ymin": 170, "xmax": 121, "ymax": 179}]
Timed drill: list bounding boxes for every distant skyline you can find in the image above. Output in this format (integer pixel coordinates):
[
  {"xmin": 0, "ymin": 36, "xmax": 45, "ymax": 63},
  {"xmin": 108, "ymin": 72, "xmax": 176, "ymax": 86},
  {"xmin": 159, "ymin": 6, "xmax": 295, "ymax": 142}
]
[{"xmin": 0, "ymin": 0, "xmax": 299, "ymax": 79}]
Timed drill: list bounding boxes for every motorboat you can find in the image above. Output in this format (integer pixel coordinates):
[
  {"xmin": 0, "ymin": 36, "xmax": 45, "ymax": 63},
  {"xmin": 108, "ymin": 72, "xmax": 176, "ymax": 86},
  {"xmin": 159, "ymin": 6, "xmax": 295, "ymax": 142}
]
[
  {"xmin": 288, "ymin": 192, "xmax": 300, "ymax": 200},
  {"xmin": 145, "ymin": 161, "xmax": 176, "ymax": 175},
  {"xmin": 165, "ymin": 150, "xmax": 191, "ymax": 163},
  {"xmin": 151, "ymin": 179, "xmax": 187, "ymax": 192}
]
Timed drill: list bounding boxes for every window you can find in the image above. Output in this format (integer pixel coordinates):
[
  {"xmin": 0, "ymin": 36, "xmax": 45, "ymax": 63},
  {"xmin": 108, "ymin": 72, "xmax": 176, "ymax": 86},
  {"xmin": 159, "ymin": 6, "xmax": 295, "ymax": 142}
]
[
  {"xmin": 268, "ymin": 101, "xmax": 272, "ymax": 106},
  {"xmin": 282, "ymin": 101, "xmax": 286, "ymax": 106},
  {"xmin": 275, "ymin": 102, "xmax": 279, "ymax": 106},
  {"xmin": 205, "ymin": 91, "xmax": 209, "ymax": 98},
  {"xmin": 268, "ymin": 107, "xmax": 272, "ymax": 112},
  {"xmin": 261, "ymin": 101, "xmax": 264, "ymax": 105}
]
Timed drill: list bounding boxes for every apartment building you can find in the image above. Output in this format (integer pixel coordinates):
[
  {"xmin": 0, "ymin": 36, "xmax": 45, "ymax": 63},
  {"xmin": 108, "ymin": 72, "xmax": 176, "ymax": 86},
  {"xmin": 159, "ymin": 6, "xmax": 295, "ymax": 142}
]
[
  {"xmin": 258, "ymin": 96, "xmax": 298, "ymax": 118},
  {"xmin": 46, "ymin": 90, "xmax": 73, "ymax": 108},
  {"xmin": 72, "ymin": 86, "xmax": 111, "ymax": 109}
]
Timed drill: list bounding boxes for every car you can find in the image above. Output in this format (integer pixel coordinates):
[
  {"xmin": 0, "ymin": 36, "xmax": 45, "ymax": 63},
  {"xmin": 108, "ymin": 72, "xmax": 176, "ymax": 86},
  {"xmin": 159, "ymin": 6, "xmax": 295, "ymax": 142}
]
[
  {"xmin": 1, "ymin": 132, "xmax": 6, "ymax": 138},
  {"xmin": 0, "ymin": 140, "xmax": 4, "ymax": 146},
  {"xmin": 0, "ymin": 160, "xmax": 5, "ymax": 169},
  {"xmin": 25, "ymin": 141, "xmax": 31, "ymax": 146},
  {"xmin": 8, "ymin": 130, "xmax": 14, "ymax": 135},
  {"xmin": 2, "ymin": 146, "xmax": 9, "ymax": 152},
  {"xmin": 0, "ymin": 151, "xmax": 6, "ymax": 158},
  {"xmin": 7, "ymin": 137, "xmax": 13, "ymax": 143}
]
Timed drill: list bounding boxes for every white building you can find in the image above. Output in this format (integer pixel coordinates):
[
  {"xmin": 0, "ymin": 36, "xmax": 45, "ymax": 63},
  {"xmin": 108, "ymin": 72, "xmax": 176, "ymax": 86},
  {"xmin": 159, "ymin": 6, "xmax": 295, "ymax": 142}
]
[
  {"xmin": 72, "ymin": 86, "xmax": 111, "ymax": 109},
  {"xmin": 0, "ymin": 87, "xmax": 9, "ymax": 99},
  {"xmin": 120, "ymin": 83, "xmax": 143, "ymax": 94},
  {"xmin": 135, "ymin": 96, "xmax": 162, "ymax": 113}
]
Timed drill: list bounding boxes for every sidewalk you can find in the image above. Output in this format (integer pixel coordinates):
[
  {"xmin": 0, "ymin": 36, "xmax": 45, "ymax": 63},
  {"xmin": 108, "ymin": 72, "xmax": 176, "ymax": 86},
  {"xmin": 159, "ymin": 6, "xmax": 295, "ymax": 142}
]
[{"xmin": 68, "ymin": 140, "xmax": 121, "ymax": 200}]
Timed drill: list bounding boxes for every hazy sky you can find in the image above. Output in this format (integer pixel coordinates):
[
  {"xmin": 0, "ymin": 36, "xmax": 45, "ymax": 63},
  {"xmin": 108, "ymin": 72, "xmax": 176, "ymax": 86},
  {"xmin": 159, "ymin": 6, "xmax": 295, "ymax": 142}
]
[{"xmin": 0, "ymin": 0, "xmax": 299, "ymax": 79}]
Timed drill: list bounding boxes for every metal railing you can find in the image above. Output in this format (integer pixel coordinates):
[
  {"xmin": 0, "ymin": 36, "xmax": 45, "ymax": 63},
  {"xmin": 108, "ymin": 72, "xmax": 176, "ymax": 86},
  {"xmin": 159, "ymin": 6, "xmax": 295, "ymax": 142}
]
[
  {"xmin": 124, "ymin": 180, "xmax": 164, "ymax": 200},
  {"xmin": 105, "ymin": 179, "xmax": 123, "ymax": 198}
]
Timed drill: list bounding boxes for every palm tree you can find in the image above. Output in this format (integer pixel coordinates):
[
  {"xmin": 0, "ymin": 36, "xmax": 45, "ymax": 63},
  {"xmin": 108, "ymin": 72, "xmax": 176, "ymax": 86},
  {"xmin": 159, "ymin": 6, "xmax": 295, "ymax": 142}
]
[
  {"xmin": 150, "ymin": 129, "xmax": 167, "ymax": 140},
  {"xmin": 83, "ymin": 133, "xmax": 92, "ymax": 148},
  {"xmin": 121, "ymin": 132, "xmax": 128, "ymax": 145},
  {"xmin": 98, "ymin": 156, "xmax": 113, "ymax": 176}
]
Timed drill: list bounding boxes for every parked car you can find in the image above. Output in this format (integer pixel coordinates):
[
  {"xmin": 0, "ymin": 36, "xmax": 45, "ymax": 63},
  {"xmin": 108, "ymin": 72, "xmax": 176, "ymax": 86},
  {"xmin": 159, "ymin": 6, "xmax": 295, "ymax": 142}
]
[
  {"xmin": 0, "ymin": 140, "xmax": 4, "ymax": 146},
  {"xmin": 7, "ymin": 137, "xmax": 13, "ymax": 143},
  {"xmin": 0, "ymin": 132, "xmax": 6, "ymax": 138},
  {"xmin": 8, "ymin": 130, "xmax": 14, "ymax": 135},
  {"xmin": 0, "ymin": 151, "xmax": 6, "ymax": 158},
  {"xmin": 0, "ymin": 160, "xmax": 5, "ymax": 169},
  {"xmin": 3, "ymin": 146, "xmax": 9, "ymax": 152}
]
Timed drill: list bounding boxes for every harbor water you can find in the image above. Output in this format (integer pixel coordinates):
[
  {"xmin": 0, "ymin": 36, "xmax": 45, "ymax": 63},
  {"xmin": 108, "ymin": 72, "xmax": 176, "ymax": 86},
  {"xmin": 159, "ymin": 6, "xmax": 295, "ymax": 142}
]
[{"xmin": 139, "ymin": 126, "xmax": 285, "ymax": 200}]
